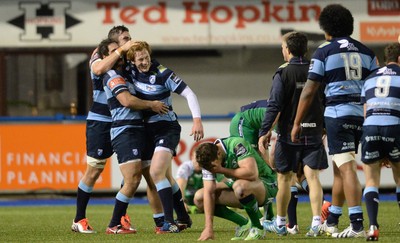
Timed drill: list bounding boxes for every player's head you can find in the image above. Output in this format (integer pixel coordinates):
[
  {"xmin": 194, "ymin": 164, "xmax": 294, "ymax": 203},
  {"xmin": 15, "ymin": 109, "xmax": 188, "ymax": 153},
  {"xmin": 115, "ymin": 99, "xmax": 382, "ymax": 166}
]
[
  {"xmin": 126, "ymin": 41, "xmax": 152, "ymax": 73},
  {"xmin": 97, "ymin": 38, "xmax": 124, "ymax": 69},
  {"xmin": 319, "ymin": 4, "xmax": 353, "ymax": 38},
  {"xmin": 195, "ymin": 142, "xmax": 218, "ymax": 171},
  {"xmin": 108, "ymin": 25, "xmax": 131, "ymax": 45},
  {"xmin": 282, "ymin": 31, "xmax": 308, "ymax": 60},
  {"xmin": 384, "ymin": 42, "xmax": 400, "ymax": 64}
]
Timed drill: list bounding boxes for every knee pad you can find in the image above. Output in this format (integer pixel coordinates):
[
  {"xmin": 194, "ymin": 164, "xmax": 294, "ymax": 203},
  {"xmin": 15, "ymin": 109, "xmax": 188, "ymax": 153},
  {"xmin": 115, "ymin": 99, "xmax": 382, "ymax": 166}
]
[
  {"xmin": 87, "ymin": 155, "xmax": 107, "ymax": 169},
  {"xmin": 332, "ymin": 152, "xmax": 355, "ymax": 168}
]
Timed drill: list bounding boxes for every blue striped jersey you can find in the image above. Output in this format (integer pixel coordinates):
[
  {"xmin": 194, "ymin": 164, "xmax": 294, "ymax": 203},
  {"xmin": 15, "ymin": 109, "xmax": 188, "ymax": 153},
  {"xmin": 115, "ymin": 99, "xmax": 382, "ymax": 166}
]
[
  {"xmin": 130, "ymin": 60, "xmax": 187, "ymax": 123},
  {"xmin": 88, "ymin": 53, "xmax": 112, "ymax": 122},
  {"xmin": 103, "ymin": 69, "xmax": 143, "ymax": 140},
  {"xmin": 361, "ymin": 64, "xmax": 400, "ymax": 126},
  {"xmin": 308, "ymin": 37, "xmax": 379, "ymax": 119}
]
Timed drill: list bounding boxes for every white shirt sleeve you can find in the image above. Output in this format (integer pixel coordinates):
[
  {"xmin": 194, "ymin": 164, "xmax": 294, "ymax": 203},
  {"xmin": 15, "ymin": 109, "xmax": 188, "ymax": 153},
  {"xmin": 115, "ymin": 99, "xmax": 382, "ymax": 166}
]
[
  {"xmin": 179, "ymin": 86, "xmax": 201, "ymax": 118},
  {"xmin": 176, "ymin": 161, "xmax": 194, "ymax": 180},
  {"xmin": 202, "ymin": 168, "xmax": 215, "ymax": 181}
]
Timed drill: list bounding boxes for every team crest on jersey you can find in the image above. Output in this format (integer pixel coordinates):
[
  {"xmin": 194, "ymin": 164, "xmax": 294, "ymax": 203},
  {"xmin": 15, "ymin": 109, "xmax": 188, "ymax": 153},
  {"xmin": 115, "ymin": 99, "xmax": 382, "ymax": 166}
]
[
  {"xmin": 132, "ymin": 149, "xmax": 138, "ymax": 156},
  {"xmin": 97, "ymin": 149, "xmax": 103, "ymax": 156},
  {"xmin": 149, "ymin": 75, "xmax": 156, "ymax": 84},
  {"xmin": 234, "ymin": 143, "xmax": 247, "ymax": 157},
  {"xmin": 159, "ymin": 139, "xmax": 164, "ymax": 144}
]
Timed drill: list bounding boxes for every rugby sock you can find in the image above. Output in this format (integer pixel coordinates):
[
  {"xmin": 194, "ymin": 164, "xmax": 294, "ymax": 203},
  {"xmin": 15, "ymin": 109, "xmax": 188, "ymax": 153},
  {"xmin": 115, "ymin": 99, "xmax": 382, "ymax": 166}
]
[
  {"xmin": 109, "ymin": 192, "xmax": 131, "ymax": 227},
  {"xmin": 312, "ymin": 216, "xmax": 321, "ymax": 228},
  {"xmin": 264, "ymin": 202, "xmax": 275, "ymax": 220},
  {"xmin": 349, "ymin": 206, "xmax": 364, "ymax": 231},
  {"xmin": 326, "ymin": 205, "xmax": 342, "ymax": 226},
  {"xmin": 171, "ymin": 183, "xmax": 190, "ymax": 221},
  {"xmin": 75, "ymin": 181, "xmax": 93, "ymax": 222},
  {"xmin": 300, "ymin": 179, "xmax": 309, "ymax": 193},
  {"xmin": 364, "ymin": 187, "xmax": 379, "ymax": 227},
  {"xmin": 214, "ymin": 205, "xmax": 248, "ymax": 226},
  {"xmin": 302, "ymin": 179, "xmax": 326, "ymax": 202},
  {"xmin": 156, "ymin": 179, "xmax": 174, "ymax": 223},
  {"xmin": 239, "ymin": 194, "xmax": 263, "ymax": 229},
  {"xmin": 287, "ymin": 186, "xmax": 298, "ymax": 228},
  {"xmin": 276, "ymin": 215, "xmax": 287, "ymax": 227},
  {"xmin": 153, "ymin": 213, "xmax": 165, "ymax": 227},
  {"xmin": 396, "ymin": 186, "xmax": 400, "ymax": 209}
]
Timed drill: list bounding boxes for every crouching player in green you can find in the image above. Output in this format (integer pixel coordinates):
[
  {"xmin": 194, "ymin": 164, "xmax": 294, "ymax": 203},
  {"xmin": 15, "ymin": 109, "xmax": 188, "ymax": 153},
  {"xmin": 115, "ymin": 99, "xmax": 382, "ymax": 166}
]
[{"xmin": 194, "ymin": 137, "xmax": 277, "ymax": 241}]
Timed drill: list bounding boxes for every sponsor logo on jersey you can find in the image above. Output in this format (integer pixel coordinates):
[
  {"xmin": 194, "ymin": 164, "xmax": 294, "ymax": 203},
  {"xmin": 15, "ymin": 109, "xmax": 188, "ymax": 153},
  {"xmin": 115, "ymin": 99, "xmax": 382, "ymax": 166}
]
[
  {"xmin": 170, "ymin": 73, "xmax": 182, "ymax": 84},
  {"xmin": 109, "ymin": 77, "xmax": 125, "ymax": 89},
  {"xmin": 337, "ymin": 39, "xmax": 359, "ymax": 51},
  {"xmin": 234, "ymin": 143, "xmax": 247, "ymax": 157},
  {"xmin": 300, "ymin": 122, "xmax": 316, "ymax": 127}
]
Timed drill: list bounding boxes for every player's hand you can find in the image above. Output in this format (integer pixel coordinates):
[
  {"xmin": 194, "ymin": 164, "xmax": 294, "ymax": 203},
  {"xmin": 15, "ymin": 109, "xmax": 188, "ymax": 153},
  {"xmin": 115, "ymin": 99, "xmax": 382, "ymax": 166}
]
[
  {"xmin": 198, "ymin": 228, "xmax": 214, "ymax": 241},
  {"xmin": 190, "ymin": 118, "xmax": 204, "ymax": 142},
  {"xmin": 120, "ymin": 40, "xmax": 136, "ymax": 52},
  {"xmin": 291, "ymin": 123, "xmax": 301, "ymax": 143},
  {"xmin": 210, "ymin": 161, "xmax": 222, "ymax": 173},
  {"xmin": 150, "ymin": 101, "xmax": 169, "ymax": 114},
  {"xmin": 258, "ymin": 131, "xmax": 271, "ymax": 152}
]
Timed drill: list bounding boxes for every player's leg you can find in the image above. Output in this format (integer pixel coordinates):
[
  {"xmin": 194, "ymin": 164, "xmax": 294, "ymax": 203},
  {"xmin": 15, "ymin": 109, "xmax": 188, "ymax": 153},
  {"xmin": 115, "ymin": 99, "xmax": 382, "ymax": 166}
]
[
  {"xmin": 106, "ymin": 128, "xmax": 144, "ymax": 234},
  {"xmin": 303, "ymin": 165, "xmax": 323, "ymax": 236},
  {"xmin": 166, "ymin": 166, "xmax": 192, "ymax": 230},
  {"xmin": 287, "ymin": 175, "xmax": 299, "ymax": 233},
  {"xmin": 72, "ymin": 120, "xmax": 112, "ymax": 233},
  {"xmin": 106, "ymin": 159, "xmax": 142, "ymax": 234},
  {"xmin": 142, "ymin": 163, "xmax": 165, "ymax": 231}
]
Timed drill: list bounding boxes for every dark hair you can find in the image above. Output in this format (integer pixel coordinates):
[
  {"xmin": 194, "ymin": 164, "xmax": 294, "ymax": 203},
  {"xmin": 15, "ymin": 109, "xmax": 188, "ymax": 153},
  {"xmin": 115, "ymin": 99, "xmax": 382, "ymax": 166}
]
[
  {"xmin": 319, "ymin": 4, "xmax": 353, "ymax": 37},
  {"xmin": 195, "ymin": 143, "xmax": 218, "ymax": 171},
  {"xmin": 97, "ymin": 38, "xmax": 118, "ymax": 58},
  {"xmin": 284, "ymin": 31, "xmax": 308, "ymax": 57},
  {"xmin": 384, "ymin": 43, "xmax": 400, "ymax": 64},
  {"xmin": 108, "ymin": 25, "xmax": 130, "ymax": 42}
]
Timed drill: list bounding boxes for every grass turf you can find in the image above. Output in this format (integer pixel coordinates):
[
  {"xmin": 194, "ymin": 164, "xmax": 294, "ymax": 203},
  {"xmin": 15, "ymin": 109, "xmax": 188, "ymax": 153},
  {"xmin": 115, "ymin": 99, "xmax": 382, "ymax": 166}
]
[{"xmin": 0, "ymin": 201, "xmax": 398, "ymax": 242}]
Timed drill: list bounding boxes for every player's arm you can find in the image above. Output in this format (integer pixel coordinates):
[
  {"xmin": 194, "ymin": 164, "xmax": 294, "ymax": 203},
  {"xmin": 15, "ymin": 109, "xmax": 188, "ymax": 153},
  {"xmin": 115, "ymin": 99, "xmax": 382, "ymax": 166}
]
[
  {"xmin": 91, "ymin": 47, "xmax": 124, "ymax": 76},
  {"xmin": 214, "ymin": 157, "xmax": 259, "ymax": 181},
  {"xmin": 179, "ymin": 86, "xmax": 204, "ymax": 141},
  {"xmin": 198, "ymin": 179, "xmax": 216, "ymax": 241},
  {"xmin": 291, "ymin": 79, "xmax": 320, "ymax": 142},
  {"xmin": 91, "ymin": 41, "xmax": 136, "ymax": 76},
  {"xmin": 116, "ymin": 91, "xmax": 169, "ymax": 114}
]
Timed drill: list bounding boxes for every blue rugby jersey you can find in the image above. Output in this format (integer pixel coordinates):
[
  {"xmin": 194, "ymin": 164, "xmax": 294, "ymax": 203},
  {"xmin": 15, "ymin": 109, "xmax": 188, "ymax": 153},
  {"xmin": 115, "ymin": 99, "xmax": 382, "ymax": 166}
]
[
  {"xmin": 88, "ymin": 53, "xmax": 112, "ymax": 122},
  {"xmin": 129, "ymin": 59, "xmax": 187, "ymax": 123},
  {"xmin": 361, "ymin": 64, "xmax": 400, "ymax": 126},
  {"xmin": 308, "ymin": 37, "xmax": 379, "ymax": 119},
  {"xmin": 103, "ymin": 69, "xmax": 144, "ymax": 140}
]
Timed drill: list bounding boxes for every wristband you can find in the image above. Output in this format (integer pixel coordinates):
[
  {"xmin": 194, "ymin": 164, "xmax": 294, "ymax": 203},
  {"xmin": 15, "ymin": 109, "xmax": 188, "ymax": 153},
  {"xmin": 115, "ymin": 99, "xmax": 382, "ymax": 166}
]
[{"xmin": 115, "ymin": 48, "xmax": 123, "ymax": 58}]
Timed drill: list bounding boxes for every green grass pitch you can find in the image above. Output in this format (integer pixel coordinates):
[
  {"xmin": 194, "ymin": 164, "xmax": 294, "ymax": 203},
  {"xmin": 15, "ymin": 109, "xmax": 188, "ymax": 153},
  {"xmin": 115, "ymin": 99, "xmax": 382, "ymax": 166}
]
[{"xmin": 0, "ymin": 201, "xmax": 398, "ymax": 242}]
